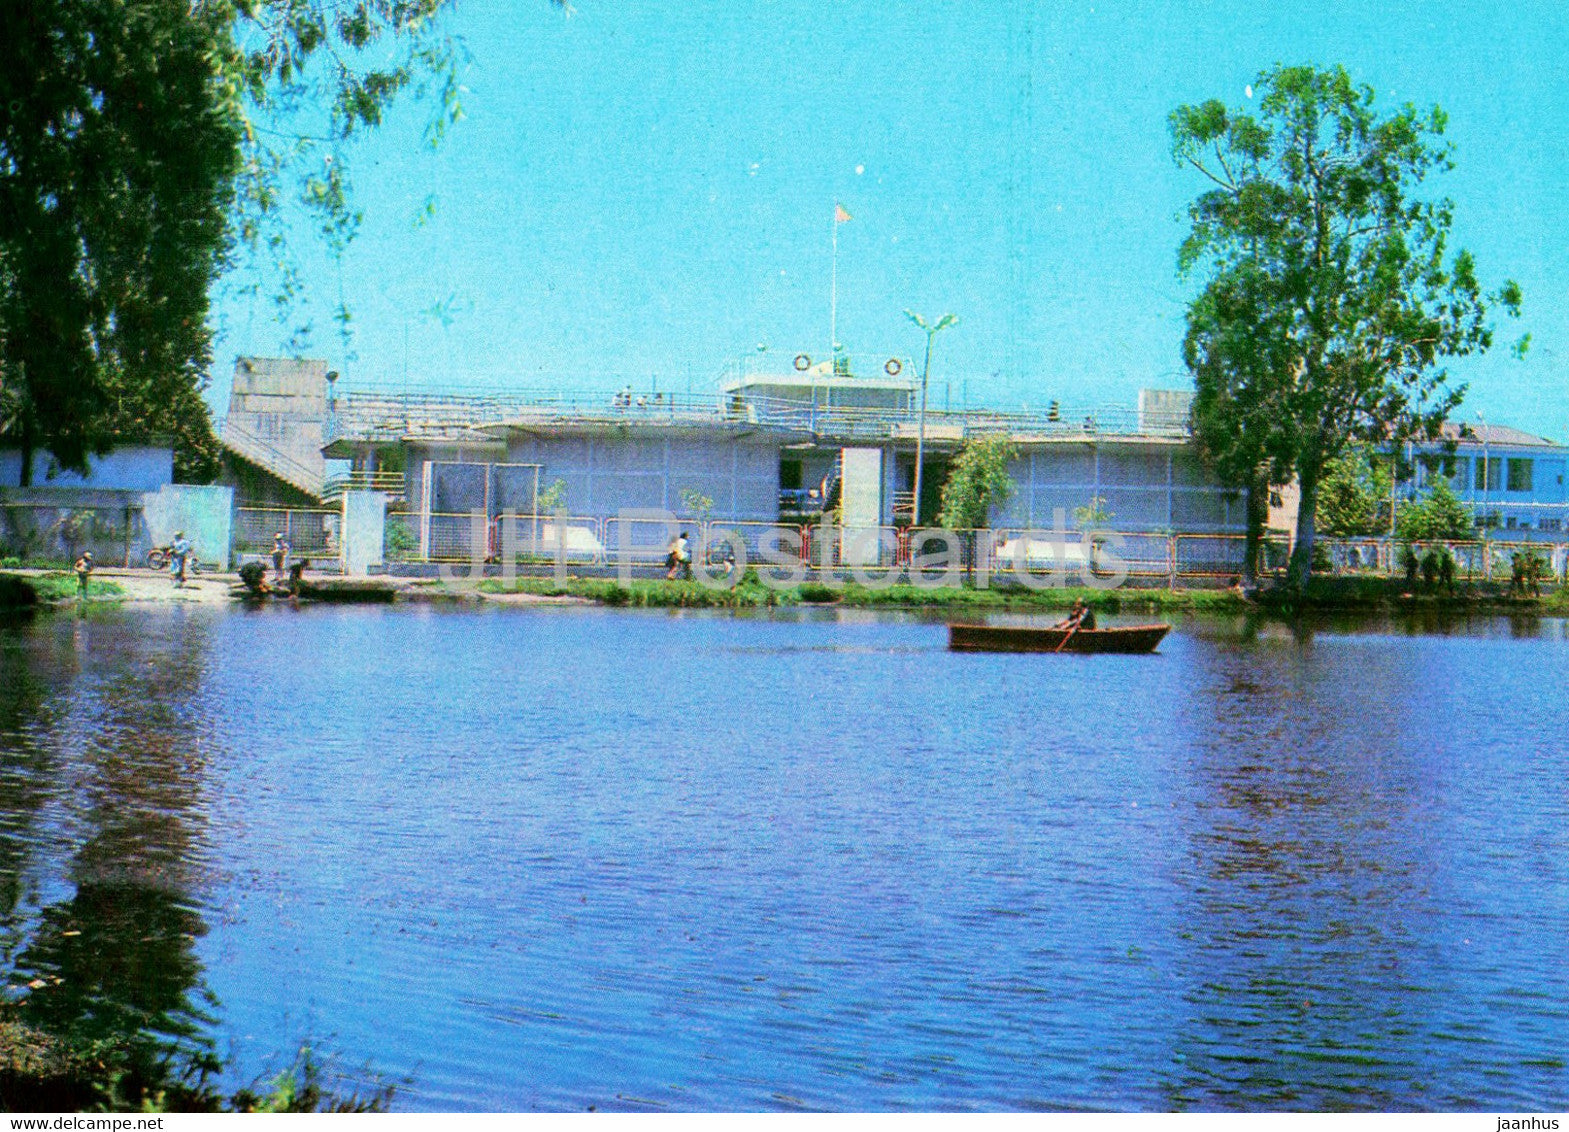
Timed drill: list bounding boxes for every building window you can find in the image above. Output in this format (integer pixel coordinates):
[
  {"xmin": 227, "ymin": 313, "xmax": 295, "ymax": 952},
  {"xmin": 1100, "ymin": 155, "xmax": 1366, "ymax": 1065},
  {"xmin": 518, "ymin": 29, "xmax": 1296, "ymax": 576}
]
[
  {"xmin": 1541, "ymin": 518, "xmax": 1562, "ymax": 532},
  {"xmin": 1507, "ymin": 458, "xmax": 1533, "ymax": 493},
  {"xmin": 1475, "ymin": 456, "xmax": 1502, "ymax": 493}
]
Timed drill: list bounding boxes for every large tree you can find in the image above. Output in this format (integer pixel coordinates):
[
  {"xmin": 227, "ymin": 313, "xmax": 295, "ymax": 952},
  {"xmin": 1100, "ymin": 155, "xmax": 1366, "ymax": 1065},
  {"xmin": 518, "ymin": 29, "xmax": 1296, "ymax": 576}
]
[
  {"xmin": 1183, "ymin": 261, "xmax": 1298, "ymax": 584},
  {"xmin": 1171, "ymin": 64, "xmax": 1522, "ymax": 588},
  {"xmin": 2, "ymin": 0, "xmax": 549, "ymax": 482},
  {"xmin": 0, "ymin": 0, "xmax": 239, "ymax": 482}
]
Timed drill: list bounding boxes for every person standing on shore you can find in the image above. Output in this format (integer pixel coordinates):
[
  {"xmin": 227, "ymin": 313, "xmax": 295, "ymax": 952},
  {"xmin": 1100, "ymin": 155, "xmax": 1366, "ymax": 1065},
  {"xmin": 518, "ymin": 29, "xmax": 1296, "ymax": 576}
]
[
  {"xmin": 73, "ymin": 551, "xmax": 93, "ymax": 598},
  {"xmin": 271, "ymin": 533, "xmax": 290, "ymax": 584},
  {"xmin": 170, "ymin": 531, "xmax": 190, "ymax": 585}
]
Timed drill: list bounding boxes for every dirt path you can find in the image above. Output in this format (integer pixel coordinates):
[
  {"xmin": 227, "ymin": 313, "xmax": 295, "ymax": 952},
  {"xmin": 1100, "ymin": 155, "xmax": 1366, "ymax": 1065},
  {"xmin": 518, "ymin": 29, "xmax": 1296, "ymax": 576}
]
[{"xmin": 94, "ymin": 568, "xmax": 235, "ymax": 604}]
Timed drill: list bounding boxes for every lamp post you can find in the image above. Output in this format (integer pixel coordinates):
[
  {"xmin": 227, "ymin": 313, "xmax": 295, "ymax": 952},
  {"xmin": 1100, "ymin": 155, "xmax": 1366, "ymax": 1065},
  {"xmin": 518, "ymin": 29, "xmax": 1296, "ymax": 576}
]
[{"xmin": 904, "ymin": 310, "xmax": 959, "ymax": 527}]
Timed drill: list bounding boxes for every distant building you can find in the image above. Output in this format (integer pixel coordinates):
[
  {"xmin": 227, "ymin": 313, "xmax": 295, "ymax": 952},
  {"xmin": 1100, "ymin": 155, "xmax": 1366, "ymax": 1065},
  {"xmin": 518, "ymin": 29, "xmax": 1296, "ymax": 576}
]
[
  {"xmin": 1268, "ymin": 419, "xmax": 1569, "ymax": 545},
  {"xmin": 320, "ymin": 353, "xmax": 1245, "ymax": 566},
  {"xmin": 1411, "ymin": 421, "xmax": 1568, "ymax": 535}
]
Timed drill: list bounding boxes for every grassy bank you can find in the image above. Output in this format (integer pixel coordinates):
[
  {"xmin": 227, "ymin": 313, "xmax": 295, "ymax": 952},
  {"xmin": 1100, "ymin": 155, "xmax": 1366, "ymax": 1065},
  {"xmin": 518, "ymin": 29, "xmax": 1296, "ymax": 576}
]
[
  {"xmin": 473, "ymin": 571, "xmax": 1569, "ymax": 616},
  {"xmin": 1252, "ymin": 574, "xmax": 1564, "ymax": 613},
  {"xmin": 475, "ymin": 573, "xmax": 1253, "ymax": 613},
  {"xmin": 0, "ymin": 572, "xmax": 126, "ymax": 609},
  {"xmin": 0, "ymin": 1014, "xmax": 390, "ymax": 1113}
]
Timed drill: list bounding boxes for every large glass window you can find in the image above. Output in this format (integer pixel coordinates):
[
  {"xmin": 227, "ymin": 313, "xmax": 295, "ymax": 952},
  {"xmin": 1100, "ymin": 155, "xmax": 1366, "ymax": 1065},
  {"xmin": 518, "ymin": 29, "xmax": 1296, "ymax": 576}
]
[
  {"xmin": 1475, "ymin": 456, "xmax": 1502, "ymax": 493},
  {"xmin": 1507, "ymin": 458, "xmax": 1534, "ymax": 493}
]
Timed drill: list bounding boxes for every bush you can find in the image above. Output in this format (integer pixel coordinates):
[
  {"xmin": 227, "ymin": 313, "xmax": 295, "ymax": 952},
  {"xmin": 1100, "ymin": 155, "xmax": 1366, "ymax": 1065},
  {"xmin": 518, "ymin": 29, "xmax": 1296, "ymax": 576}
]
[{"xmin": 796, "ymin": 581, "xmax": 839, "ymax": 603}]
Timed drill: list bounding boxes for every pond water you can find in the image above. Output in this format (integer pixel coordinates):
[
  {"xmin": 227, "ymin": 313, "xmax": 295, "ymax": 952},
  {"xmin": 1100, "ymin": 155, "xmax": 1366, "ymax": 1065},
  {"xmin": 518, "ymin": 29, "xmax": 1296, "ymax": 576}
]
[{"xmin": 1, "ymin": 603, "xmax": 1566, "ymax": 1111}]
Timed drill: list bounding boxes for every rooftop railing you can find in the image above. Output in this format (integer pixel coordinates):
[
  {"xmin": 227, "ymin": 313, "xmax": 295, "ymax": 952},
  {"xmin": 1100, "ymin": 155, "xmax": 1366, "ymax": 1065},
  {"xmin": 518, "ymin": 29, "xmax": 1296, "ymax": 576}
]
[{"xmin": 323, "ymin": 387, "xmax": 1192, "ymax": 447}]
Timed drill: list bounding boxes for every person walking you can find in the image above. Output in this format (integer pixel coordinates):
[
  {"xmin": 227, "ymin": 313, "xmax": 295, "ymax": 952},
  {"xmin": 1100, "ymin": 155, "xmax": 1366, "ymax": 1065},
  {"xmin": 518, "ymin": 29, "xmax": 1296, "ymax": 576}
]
[{"xmin": 170, "ymin": 531, "xmax": 191, "ymax": 585}]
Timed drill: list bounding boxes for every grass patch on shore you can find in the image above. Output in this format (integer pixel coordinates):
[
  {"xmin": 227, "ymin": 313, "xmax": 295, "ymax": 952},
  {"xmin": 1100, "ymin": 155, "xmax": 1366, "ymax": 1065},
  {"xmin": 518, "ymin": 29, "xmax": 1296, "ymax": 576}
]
[
  {"xmin": 476, "ymin": 574, "xmax": 1254, "ymax": 613},
  {"xmin": 0, "ymin": 1014, "xmax": 392, "ymax": 1113},
  {"xmin": 20, "ymin": 573, "xmax": 125, "ymax": 603}
]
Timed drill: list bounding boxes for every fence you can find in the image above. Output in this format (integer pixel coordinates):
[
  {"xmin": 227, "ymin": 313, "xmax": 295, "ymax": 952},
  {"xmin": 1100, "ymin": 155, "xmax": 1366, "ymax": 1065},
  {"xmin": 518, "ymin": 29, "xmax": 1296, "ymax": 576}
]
[
  {"xmin": 0, "ymin": 502, "xmax": 147, "ymax": 566},
  {"xmin": 355, "ymin": 509, "xmax": 1569, "ymax": 587},
  {"xmin": 1312, "ymin": 536, "xmax": 1568, "ymax": 582},
  {"xmin": 234, "ymin": 507, "xmax": 341, "ymax": 563}
]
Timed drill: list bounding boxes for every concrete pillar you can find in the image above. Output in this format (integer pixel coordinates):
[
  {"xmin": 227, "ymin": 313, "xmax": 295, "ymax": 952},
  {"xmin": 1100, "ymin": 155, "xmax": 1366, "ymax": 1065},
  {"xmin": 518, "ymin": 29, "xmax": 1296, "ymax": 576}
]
[
  {"xmin": 141, "ymin": 484, "xmax": 235, "ymax": 570},
  {"xmin": 342, "ymin": 490, "xmax": 388, "ymax": 576},
  {"xmin": 840, "ymin": 446, "xmax": 884, "ymax": 566}
]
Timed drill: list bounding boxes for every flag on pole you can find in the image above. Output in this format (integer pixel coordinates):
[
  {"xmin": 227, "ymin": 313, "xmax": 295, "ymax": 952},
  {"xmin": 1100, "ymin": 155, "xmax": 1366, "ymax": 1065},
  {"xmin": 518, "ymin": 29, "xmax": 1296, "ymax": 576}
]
[{"xmin": 835, "ymin": 203, "xmax": 852, "ymax": 223}]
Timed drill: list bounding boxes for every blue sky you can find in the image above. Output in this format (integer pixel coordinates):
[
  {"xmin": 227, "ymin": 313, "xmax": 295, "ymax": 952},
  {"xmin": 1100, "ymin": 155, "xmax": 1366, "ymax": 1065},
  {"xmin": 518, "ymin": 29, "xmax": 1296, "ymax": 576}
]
[{"xmin": 212, "ymin": 1, "xmax": 1569, "ymax": 439}]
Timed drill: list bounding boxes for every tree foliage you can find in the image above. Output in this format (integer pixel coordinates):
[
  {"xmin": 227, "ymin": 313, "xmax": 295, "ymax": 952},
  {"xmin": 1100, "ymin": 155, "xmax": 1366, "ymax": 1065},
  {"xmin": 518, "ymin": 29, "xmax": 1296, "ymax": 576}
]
[
  {"xmin": 1172, "ymin": 64, "xmax": 1521, "ymax": 587},
  {"xmin": 1396, "ymin": 477, "xmax": 1475, "ymax": 542},
  {"xmin": 2, "ymin": 0, "xmax": 560, "ymax": 481},
  {"xmin": 937, "ymin": 437, "xmax": 1017, "ymax": 530},
  {"xmin": 1316, "ymin": 447, "xmax": 1393, "ymax": 537},
  {"xmin": 1, "ymin": 0, "xmax": 240, "ymax": 480},
  {"xmin": 1184, "ymin": 261, "xmax": 1300, "ymax": 581}
]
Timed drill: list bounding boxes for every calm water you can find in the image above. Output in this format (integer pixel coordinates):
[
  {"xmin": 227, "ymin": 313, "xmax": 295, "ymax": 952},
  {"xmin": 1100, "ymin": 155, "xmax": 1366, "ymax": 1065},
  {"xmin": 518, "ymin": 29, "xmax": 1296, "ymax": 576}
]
[{"xmin": 1, "ymin": 603, "xmax": 1566, "ymax": 1111}]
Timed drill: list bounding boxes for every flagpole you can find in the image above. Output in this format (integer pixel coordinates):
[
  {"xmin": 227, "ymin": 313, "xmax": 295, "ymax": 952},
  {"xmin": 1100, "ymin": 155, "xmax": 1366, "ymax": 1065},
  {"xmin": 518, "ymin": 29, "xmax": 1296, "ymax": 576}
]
[{"xmin": 830, "ymin": 207, "xmax": 838, "ymax": 363}]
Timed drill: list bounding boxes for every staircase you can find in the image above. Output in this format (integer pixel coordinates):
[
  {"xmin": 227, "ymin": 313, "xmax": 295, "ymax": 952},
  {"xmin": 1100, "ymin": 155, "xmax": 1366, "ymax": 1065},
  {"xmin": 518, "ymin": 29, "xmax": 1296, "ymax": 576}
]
[
  {"xmin": 819, "ymin": 453, "xmax": 843, "ymax": 513},
  {"xmin": 220, "ymin": 420, "xmax": 325, "ymax": 499}
]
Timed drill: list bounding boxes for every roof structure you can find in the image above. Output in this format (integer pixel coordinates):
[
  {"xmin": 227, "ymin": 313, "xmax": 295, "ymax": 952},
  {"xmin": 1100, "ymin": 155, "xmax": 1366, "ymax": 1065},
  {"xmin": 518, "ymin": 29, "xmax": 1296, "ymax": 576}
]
[{"xmin": 1437, "ymin": 422, "xmax": 1564, "ymax": 450}]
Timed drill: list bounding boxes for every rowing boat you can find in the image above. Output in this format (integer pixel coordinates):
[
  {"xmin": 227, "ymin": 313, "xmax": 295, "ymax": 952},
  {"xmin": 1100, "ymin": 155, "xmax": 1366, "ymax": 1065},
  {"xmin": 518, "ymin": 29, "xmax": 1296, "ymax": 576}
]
[{"xmin": 947, "ymin": 622, "xmax": 1170, "ymax": 654}]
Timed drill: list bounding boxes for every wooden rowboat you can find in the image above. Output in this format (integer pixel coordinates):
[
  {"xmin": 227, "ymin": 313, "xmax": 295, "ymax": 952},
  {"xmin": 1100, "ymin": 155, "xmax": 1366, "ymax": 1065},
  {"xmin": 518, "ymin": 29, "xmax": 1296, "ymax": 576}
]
[{"xmin": 948, "ymin": 622, "xmax": 1170, "ymax": 654}]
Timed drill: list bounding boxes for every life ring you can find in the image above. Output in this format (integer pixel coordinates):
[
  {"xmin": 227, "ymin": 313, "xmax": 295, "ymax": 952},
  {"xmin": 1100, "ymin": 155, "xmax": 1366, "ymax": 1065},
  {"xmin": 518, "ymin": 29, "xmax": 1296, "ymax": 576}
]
[
  {"xmin": 885, "ymin": 358, "xmax": 902, "ymax": 376},
  {"xmin": 794, "ymin": 353, "xmax": 812, "ymax": 371}
]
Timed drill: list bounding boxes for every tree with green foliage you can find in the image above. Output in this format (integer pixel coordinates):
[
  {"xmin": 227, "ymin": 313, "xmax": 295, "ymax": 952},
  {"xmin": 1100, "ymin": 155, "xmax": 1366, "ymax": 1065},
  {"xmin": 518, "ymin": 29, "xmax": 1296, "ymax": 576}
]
[
  {"xmin": 536, "ymin": 479, "xmax": 568, "ymax": 514},
  {"xmin": 1172, "ymin": 64, "xmax": 1523, "ymax": 588},
  {"xmin": 937, "ymin": 437, "xmax": 1017, "ymax": 530},
  {"xmin": 1316, "ymin": 447, "xmax": 1394, "ymax": 537},
  {"xmin": 1, "ymin": 0, "xmax": 240, "ymax": 482},
  {"xmin": 1396, "ymin": 477, "xmax": 1475, "ymax": 542},
  {"xmin": 2, "ymin": 0, "xmax": 560, "ymax": 482},
  {"xmin": 1183, "ymin": 261, "xmax": 1300, "ymax": 583}
]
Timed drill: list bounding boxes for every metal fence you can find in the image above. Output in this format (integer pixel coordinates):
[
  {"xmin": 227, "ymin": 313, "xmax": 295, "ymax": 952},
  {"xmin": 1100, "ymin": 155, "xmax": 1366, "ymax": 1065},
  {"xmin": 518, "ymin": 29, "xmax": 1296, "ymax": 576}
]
[
  {"xmin": 234, "ymin": 507, "xmax": 341, "ymax": 562},
  {"xmin": 357, "ymin": 510, "xmax": 1569, "ymax": 586}
]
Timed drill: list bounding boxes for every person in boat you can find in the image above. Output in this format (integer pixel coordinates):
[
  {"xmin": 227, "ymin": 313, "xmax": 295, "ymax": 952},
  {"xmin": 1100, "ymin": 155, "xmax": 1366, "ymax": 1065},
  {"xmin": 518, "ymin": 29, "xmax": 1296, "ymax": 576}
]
[{"xmin": 1054, "ymin": 599, "xmax": 1095, "ymax": 631}]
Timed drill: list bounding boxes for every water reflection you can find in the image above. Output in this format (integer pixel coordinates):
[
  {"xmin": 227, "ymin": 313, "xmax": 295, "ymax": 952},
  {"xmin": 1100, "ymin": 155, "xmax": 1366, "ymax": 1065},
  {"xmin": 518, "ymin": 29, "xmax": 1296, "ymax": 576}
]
[
  {"xmin": 2, "ymin": 605, "xmax": 1566, "ymax": 1111},
  {"xmin": 2, "ymin": 609, "xmax": 220, "ymax": 1079},
  {"xmin": 1166, "ymin": 620, "xmax": 1569, "ymax": 1109}
]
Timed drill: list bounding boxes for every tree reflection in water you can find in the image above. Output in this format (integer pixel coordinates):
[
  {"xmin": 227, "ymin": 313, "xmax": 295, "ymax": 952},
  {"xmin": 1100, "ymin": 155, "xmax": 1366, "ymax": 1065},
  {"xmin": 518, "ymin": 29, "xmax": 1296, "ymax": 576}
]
[{"xmin": 2, "ymin": 609, "xmax": 221, "ymax": 1101}]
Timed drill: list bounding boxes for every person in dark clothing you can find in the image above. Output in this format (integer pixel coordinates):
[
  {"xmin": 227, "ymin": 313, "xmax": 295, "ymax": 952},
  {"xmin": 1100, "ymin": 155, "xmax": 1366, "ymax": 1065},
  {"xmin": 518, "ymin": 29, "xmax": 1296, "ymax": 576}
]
[
  {"xmin": 238, "ymin": 560, "xmax": 270, "ymax": 595},
  {"xmin": 1055, "ymin": 598, "xmax": 1095, "ymax": 631}
]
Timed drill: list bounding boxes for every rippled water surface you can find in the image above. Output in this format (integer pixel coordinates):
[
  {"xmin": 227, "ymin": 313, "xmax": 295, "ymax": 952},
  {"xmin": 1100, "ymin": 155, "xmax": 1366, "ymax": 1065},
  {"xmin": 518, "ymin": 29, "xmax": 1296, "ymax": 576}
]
[{"xmin": 1, "ymin": 604, "xmax": 1566, "ymax": 1110}]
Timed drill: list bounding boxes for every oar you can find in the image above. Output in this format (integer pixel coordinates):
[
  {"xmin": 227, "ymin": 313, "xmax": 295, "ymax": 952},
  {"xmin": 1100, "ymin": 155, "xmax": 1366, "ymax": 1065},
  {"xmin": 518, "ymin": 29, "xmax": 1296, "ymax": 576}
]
[{"xmin": 1054, "ymin": 616, "xmax": 1082, "ymax": 653}]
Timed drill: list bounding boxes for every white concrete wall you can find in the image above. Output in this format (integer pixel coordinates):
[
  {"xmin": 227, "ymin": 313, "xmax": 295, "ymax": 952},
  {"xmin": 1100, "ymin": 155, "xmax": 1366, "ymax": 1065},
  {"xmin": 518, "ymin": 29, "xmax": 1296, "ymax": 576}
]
[
  {"xmin": 503, "ymin": 431, "xmax": 780, "ymax": 522},
  {"xmin": 989, "ymin": 442, "xmax": 1244, "ymax": 533}
]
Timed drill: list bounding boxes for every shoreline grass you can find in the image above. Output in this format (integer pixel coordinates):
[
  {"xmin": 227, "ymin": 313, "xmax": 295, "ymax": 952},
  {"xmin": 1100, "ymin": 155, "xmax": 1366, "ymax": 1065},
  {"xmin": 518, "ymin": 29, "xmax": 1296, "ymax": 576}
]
[{"xmin": 473, "ymin": 571, "xmax": 1565, "ymax": 616}]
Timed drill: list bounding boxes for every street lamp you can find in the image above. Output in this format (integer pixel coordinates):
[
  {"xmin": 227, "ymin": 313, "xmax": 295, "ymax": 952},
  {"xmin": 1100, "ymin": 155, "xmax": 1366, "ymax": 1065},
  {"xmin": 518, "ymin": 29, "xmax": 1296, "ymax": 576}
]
[{"xmin": 904, "ymin": 310, "xmax": 959, "ymax": 527}]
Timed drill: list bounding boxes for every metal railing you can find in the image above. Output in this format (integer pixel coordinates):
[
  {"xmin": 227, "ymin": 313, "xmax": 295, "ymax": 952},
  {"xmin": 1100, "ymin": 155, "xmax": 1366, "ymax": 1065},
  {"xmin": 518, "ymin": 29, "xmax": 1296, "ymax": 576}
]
[
  {"xmin": 234, "ymin": 506, "xmax": 340, "ymax": 561},
  {"xmin": 321, "ymin": 470, "xmax": 406, "ymax": 502},
  {"xmin": 358, "ymin": 510, "xmax": 1569, "ymax": 586},
  {"xmin": 323, "ymin": 386, "xmax": 1191, "ymax": 448}
]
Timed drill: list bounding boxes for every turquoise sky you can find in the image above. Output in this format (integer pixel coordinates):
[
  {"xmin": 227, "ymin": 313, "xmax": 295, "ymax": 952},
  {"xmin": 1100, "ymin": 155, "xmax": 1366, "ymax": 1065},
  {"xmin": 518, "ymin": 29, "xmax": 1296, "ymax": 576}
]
[{"xmin": 211, "ymin": 1, "xmax": 1569, "ymax": 439}]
